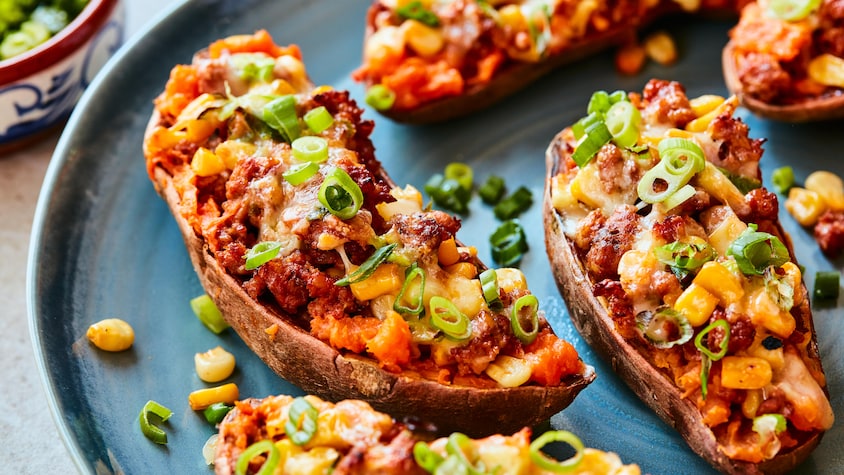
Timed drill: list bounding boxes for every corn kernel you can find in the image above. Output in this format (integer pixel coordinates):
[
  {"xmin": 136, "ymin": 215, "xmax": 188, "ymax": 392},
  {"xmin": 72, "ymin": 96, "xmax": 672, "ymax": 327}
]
[
  {"xmin": 673, "ymin": 283, "xmax": 719, "ymax": 327},
  {"xmin": 350, "ymin": 263, "xmax": 403, "ymax": 301},
  {"xmin": 496, "ymin": 268, "xmax": 527, "ymax": 293},
  {"xmin": 693, "ymin": 261, "xmax": 744, "ymax": 305},
  {"xmin": 685, "ymin": 109, "xmax": 720, "ymax": 133},
  {"xmin": 444, "ymin": 262, "xmax": 477, "ymax": 279},
  {"xmin": 665, "ymin": 128, "xmax": 694, "ymax": 138},
  {"xmin": 785, "ymin": 187, "xmax": 827, "ymax": 226},
  {"xmin": 747, "ymin": 287, "xmax": 796, "ymax": 338},
  {"xmin": 742, "ymin": 389, "xmax": 762, "ymax": 419},
  {"xmin": 696, "ymin": 162, "xmax": 749, "ymax": 217},
  {"xmin": 185, "ymin": 119, "xmax": 217, "ymax": 143},
  {"xmin": 706, "ymin": 209, "xmax": 748, "ymax": 256},
  {"xmin": 805, "ymin": 170, "xmax": 844, "ymax": 211},
  {"xmin": 484, "ymin": 355, "xmax": 531, "ymax": 388},
  {"xmin": 720, "ymin": 356, "xmax": 773, "ymax": 390},
  {"xmin": 437, "ymin": 238, "xmax": 460, "ymax": 267},
  {"xmin": 86, "ymin": 318, "xmax": 134, "ymax": 352},
  {"xmin": 194, "ymin": 346, "xmax": 236, "ymax": 383},
  {"xmin": 215, "ymin": 140, "xmax": 256, "ymax": 170},
  {"xmin": 401, "ymin": 19, "xmax": 444, "ymax": 57},
  {"xmin": 644, "ymin": 31, "xmax": 677, "ymax": 65},
  {"xmin": 689, "ymin": 95, "xmax": 725, "ymax": 117},
  {"xmin": 188, "ymin": 383, "xmax": 239, "ymax": 410},
  {"xmin": 191, "ymin": 147, "xmax": 226, "ymax": 177},
  {"xmin": 807, "ymin": 54, "xmax": 844, "ymax": 89}
]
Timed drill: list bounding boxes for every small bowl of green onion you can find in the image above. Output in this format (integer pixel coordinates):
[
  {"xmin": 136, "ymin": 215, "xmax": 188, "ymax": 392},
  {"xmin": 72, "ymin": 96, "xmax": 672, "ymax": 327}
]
[{"xmin": 0, "ymin": 0, "xmax": 124, "ymax": 151}]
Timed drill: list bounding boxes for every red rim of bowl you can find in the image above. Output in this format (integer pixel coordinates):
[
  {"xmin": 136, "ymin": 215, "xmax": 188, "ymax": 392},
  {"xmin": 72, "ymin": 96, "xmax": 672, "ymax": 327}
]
[{"xmin": 0, "ymin": 0, "xmax": 120, "ymax": 85}]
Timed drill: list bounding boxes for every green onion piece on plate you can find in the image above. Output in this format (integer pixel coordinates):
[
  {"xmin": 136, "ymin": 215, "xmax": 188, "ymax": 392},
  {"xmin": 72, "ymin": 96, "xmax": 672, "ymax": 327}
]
[
  {"xmin": 814, "ymin": 271, "xmax": 840, "ymax": 300},
  {"xmin": 203, "ymin": 402, "xmax": 234, "ymax": 425},
  {"xmin": 190, "ymin": 294, "xmax": 230, "ymax": 334},
  {"xmin": 478, "ymin": 175, "xmax": 505, "ymax": 204},
  {"xmin": 490, "ymin": 219, "xmax": 528, "ymax": 267},
  {"xmin": 493, "ymin": 186, "xmax": 533, "ymax": 220},
  {"xmin": 771, "ymin": 166, "xmax": 795, "ymax": 194},
  {"xmin": 444, "ymin": 162, "xmax": 473, "ymax": 192},
  {"xmin": 139, "ymin": 400, "xmax": 173, "ymax": 445}
]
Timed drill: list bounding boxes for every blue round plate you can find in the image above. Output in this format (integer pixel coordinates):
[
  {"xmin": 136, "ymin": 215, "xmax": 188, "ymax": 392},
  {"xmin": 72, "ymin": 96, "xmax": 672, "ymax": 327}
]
[{"xmin": 28, "ymin": 0, "xmax": 844, "ymax": 473}]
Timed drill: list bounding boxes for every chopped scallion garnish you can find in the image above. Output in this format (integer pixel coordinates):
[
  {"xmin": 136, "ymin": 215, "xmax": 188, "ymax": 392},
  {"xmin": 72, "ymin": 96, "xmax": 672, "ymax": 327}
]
[
  {"xmin": 429, "ymin": 296, "xmax": 472, "ymax": 341},
  {"xmin": 727, "ymin": 226, "xmax": 790, "ymax": 275},
  {"xmin": 396, "ymin": 0, "xmax": 440, "ymax": 26},
  {"xmin": 493, "ymin": 186, "xmax": 533, "ymax": 220},
  {"xmin": 814, "ymin": 271, "xmax": 840, "ymax": 299},
  {"xmin": 285, "ymin": 397, "xmax": 319, "ymax": 446},
  {"xmin": 303, "ymin": 106, "xmax": 334, "ymax": 133},
  {"xmin": 236, "ymin": 440, "xmax": 280, "ymax": 475},
  {"xmin": 478, "ymin": 175, "xmax": 506, "ymax": 204},
  {"xmin": 318, "ymin": 166, "xmax": 364, "ymax": 219},
  {"xmin": 190, "ymin": 294, "xmax": 230, "ymax": 334},
  {"xmin": 511, "ymin": 294, "xmax": 539, "ymax": 344},
  {"xmin": 490, "ymin": 220, "xmax": 528, "ymax": 267},
  {"xmin": 291, "ymin": 136, "xmax": 329, "ymax": 163},
  {"xmin": 139, "ymin": 400, "xmax": 173, "ymax": 445},
  {"xmin": 694, "ymin": 319, "xmax": 730, "ymax": 360},
  {"xmin": 244, "ymin": 241, "xmax": 284, "ymax": 270},
  {"xmin": 529, "ymin": 430, "xmax": 585, "ymax": 472},
  {"xmin": 365, "ymin": 84, "xmax": 396, "ymax": 111},
  {"xmin": 336, "ymin": 243, "xmax": 397, "ymax": 286},
  {"xmin": 283, "ymin": 161, "xmax": 320, "ymax": 185},
  {"xmin": 262, "ymin": 95, "xmax": 301, "ymax": 142}
]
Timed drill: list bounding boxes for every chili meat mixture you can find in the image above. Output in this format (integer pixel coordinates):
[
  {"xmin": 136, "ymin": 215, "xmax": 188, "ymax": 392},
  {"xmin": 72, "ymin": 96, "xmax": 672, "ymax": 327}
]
[
  {"xmin": 144, "ymin": 30, "xmax": 585, "ymax": 390},
  {"xmin": 548, "ymin": 79, "xmax": 834, "ymax": 463}
]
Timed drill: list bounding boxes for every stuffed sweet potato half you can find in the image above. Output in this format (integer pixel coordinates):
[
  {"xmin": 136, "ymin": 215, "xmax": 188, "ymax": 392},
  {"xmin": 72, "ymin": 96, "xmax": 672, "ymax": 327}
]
[
  {"xmin": 352, "ymin": 0, "xmax": 752, "ymax": 124},
  {"xmin": 212, "ymin": 394, "xmax": 640, "ymax": 475},
  {"xmin": 722, "ymin": 0, "xmax": 844, "ymax": 122},
  {"xmin": 543, "ymin": 79, "xmax": 834, "ymax": 473},
  {"xmin": 143, "ymin": 30, "xmax": 594, "ymax": 437}
]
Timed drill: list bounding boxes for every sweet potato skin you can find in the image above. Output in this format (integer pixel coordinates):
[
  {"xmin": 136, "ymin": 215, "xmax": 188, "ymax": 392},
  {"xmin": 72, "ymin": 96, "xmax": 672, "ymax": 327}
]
[
  {"xmin": 542, "ymin": 131, "xmax": 825, "ymax": 474},
  {"xmin": 145, "ymin": 109, "xmax": 595, "ymax": 437}
]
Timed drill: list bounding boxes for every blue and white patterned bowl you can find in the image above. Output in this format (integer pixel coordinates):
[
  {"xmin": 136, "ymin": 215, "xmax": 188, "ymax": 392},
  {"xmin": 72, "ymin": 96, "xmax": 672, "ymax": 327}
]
[{"xmin": 0, "ymin": 0, "xmax": 124, "ymax": 151}]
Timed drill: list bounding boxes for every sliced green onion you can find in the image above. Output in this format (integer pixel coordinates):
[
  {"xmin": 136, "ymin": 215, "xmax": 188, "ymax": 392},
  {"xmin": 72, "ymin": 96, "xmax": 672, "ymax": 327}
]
[
  {"xmin": 397, "ymin": 0, "xmax": 440, "ymax": 26},
  {"xmin": 262, "ymin": 95, "xmax": 301, "ymax": 142},
  {"xmin": 771, "ymin": 166, "xmax": 795, "ymax": 194},
  {"xmin": 511, "ymin": 294, "xmax": 539, "ymax": 344},
  {"xmin": 571, "ymin": 112, "xmax": 602, "ymax": 140},
  {"xmin": 413, "ymin": 441, "xmax": 444, "ymax": 472},
  {"xmin": 394, "ymin": 263, "xmax": 426, "ymax": 315},
  {"xmin": 605, "ymin": 100, "xmax": 641, "ymax": 149},
  {"xmin": 727, "ymin": 226, "xmax": 790, "ymax": 275},
  {"xmin": 768, "ymin": 0, "xmax": 821, "ymax": 21},
  {"xmin": 661, "ymin": 184, "xmax": 696, "ymax": 210},
  {"xmin": 190, "ymin": 294, "xmax": 230, "ymax": 334},
  {"xmin": 291, "ymin": 136, "xmax": 328, "ymax": 163},
  {"xmin": 636, "ymin": 307, "xmax": 693, "ymax": 349},
  {"xmin": 700, "ymin": 354, "xmax": 712, "ymax": 400},
  {"xmin": 303, "ymin": 106, "xmax": 334, "ymax": 133},
  {"xmin": 203, "ymin": 402, "xmax": 234, "ymax": 425},
  {"xmin": 655, "ymin": 238, "xmax": 716, "ymax": 272},
  {"xmin": 283, "ymin": 161, "xmax": 319, "ymax": 185},
  {"xmin": 694, "ymin": 319, "xmax": 731, "ymax": 360},
  {"xmin": 429, "ymin": 296, "xmax": 472, "ymax": 341},
  {"xmin": 490, "ymin": 220, "xmax": 528, "ymax": 267},
  {"xmin": 529, "ymin": 430, "xmax": 585, "ymax": 473},
  {"xmin": 717, "ymin": 166, "xmax": 762, "ymax": 194},
  {"xmin": 232, "ymin": 54, "xmax": 276, "ymax": 83},
  {"xmin": 32, "ymin": 6, "xmax": 69, "ymax": 34},
  {"xmin": 285, "ymin": 397, "xmax": 319, "ymax": 446},
  {"xmin": 814, "ymin": 271, "xmax": 840, "ymax": 300},
  {"xmin": 446, "ymin": 433, "xmax": 486, "ymax": 475},
  {"xmin": 478, "ymin": 175, "xmax": 506, "ymax": 204},
  {"xmin": 608, "ymin": 89, "xmax": 629, "ymax": 104},
  {"xmin": 658, "ymin": 138, "xmax": 706, "ymax": 177},
  {"xmin": 586, "ymin": 90, "xmax": 611, "ymax": 116},
  {"xmin": 365, "ymin": 84, "xmax": 396, "ymax": 111},
  {"xmin": 753, "ymin": 414, "xmax": 787, "ymax": 435},
  {"xmin": 479, "ymin": 268, "xmax": 501, "ymax": 309},
  {"xmin": 245, "ymin": 241, "xmax": 284, "ymax": 270},
  {"xmin": 425, "ymin": 173, "xmax": 471, "ymax": 214},
  {"xmin": 335, "ymin": 243, "xmax": 397, "ymax": 286},
  {"xmin": 571, "ymin": 121, "xmax": 612, "ymax": 168},
  {"xmin": 444, "ymin": 162, "xmax": 473, "ymax": 191},
  {"xmin": 236, "ymin": 440, "xmax": 280, "ymax": 475},
  {"xmin": 139, "ymin": 400, "xmax": 173, "ymax": 445},
  {"xmin": 493, "ymin": 186, "xmax": 533, "ymax": 220},
  {"xmin": 319, "ymin": 166, "xmax": 364, "ymax": 219}
]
